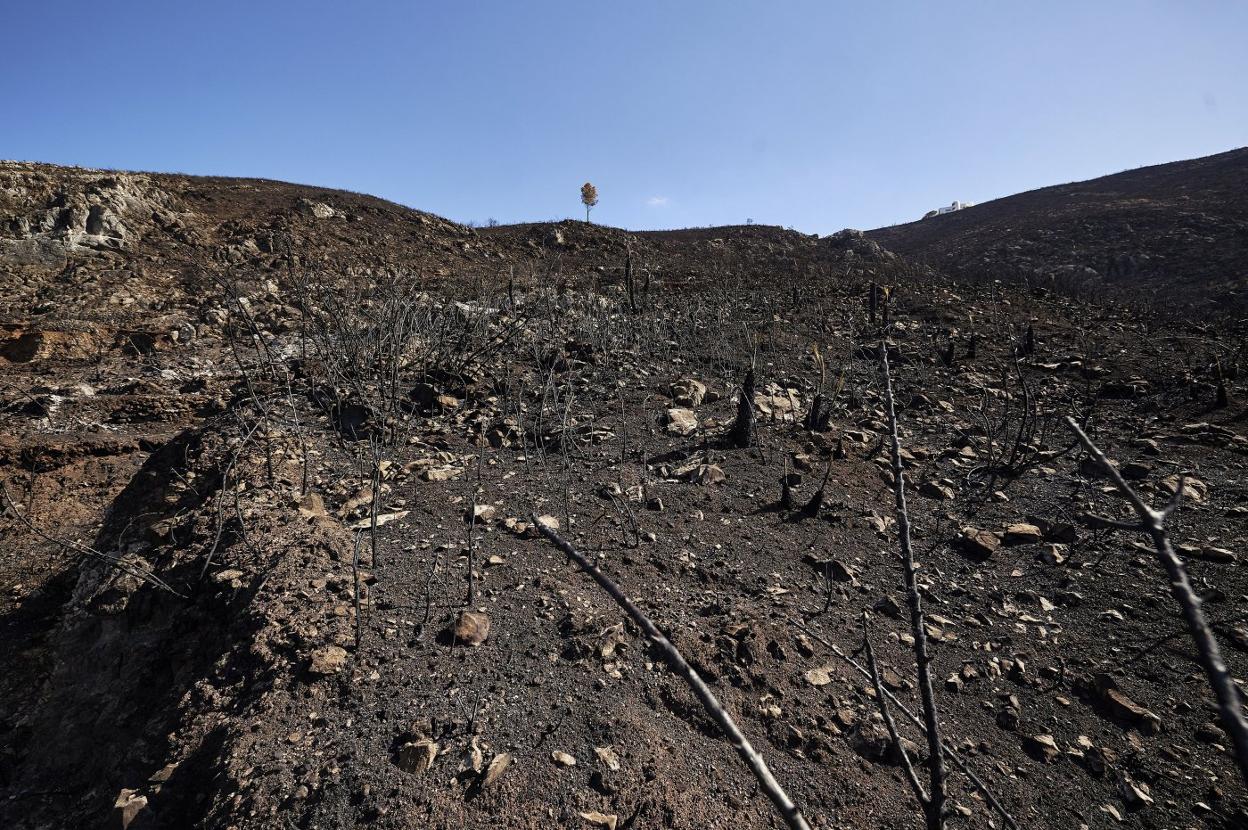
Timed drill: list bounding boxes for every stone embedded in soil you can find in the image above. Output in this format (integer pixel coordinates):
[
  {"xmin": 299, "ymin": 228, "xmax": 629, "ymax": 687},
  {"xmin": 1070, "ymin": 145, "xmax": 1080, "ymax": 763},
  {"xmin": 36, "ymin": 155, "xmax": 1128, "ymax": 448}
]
[
  {"xmin": 1002, "ymin": 522, "xmax": 1043, "ymax": 545},
  {"xmin": 451, "ymin": 610, "xmax": 491, "ymax": 646},
  {"xmin": 668, "ymin": 378, "xmax": 707, "ymax": 407},
  {"xmin": 664, "ymin": 407, "xmax": 698, "ymax": 436},
  {"xmin": 850, "ymin": 721, "xmax": 918, "ymax": 765},
  {"xmin": 1094, "ymin": 675, "xmax": 1162, "ymax": 734},
  {"xmin": 551, "ymin": 750, "xmax": 577, "ymax": 767},
  {"xmin": 594, "ymin": 745, "xmax": 621, "ymax": 771},
  {"xmin": 873, "ymin": 595, "xmax": 902, "ymax": 618},
  {"xmin": 958, "ymin": 527, "xmax": 1000, "ymax": 558},
  {"xmin": 307, "ymin": 645, "xmax": 348, "ymax": 676},
  {"xmin": 113, "ymin": 788, "xmax": 149, "ymax": 829},
  {"xmin": 422, "ymin": 465, "xmax": 462, "ymax": 482},
  {"xmin": 482, "ymin": 752, "xmax": 512, "ymax": 787},
  {"xmin": 466, "ymin": 503, "xmax": 496, "ymax": 523},
  {"xmin": 919, "ymin": 480, "xmax": 954, "ymax": 500},
  {"xmin": 803, "ymin": 666, "xmax": 834, "ymax": 686},
  {"xmin": 395, "ymin": 739, "xmax": 438, "ymax": 775},
  {"xmin": 297, "ymin": 492, "xmax": 328, "ymax": 518},
  {"xmin": 579, "ymin": 810, "xmax": 619, "ymax": 829},
  {"xmin": 685, "ymin": 463, "xmax": 725, "ymax": 486},
  {"xmin": 1023, "ymin": 733, "xmax": 1060, "ymax": 763},
  {"xmin": 1116, "ymin": 772, "xmax": 1154, "ymax": 808},
  {"xmin": 1160, "ymin": 474, "xmax": 1207, "ymax": 503}
]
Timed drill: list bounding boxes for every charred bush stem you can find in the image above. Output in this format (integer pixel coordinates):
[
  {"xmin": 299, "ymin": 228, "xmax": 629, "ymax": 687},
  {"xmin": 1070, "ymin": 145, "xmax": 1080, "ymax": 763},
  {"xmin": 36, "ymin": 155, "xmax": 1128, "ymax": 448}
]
[
  {"xmin": 533, "ymin": 516, "xmax": 812, "ymax": 830},
  {"xmin": 1065, "ymin": 416, "xmax": 1248, "ymax": 786},
  {"xmin": 881, "ymin": 341, "xmax": 947, "ymax": 829}
]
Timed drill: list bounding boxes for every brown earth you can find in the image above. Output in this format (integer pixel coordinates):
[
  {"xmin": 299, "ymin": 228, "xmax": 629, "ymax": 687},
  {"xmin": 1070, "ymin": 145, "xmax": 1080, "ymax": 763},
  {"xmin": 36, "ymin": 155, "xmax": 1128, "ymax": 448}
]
[{"xmin": 1, "ymin": 159, "xmax": 1246, "ymax": 830}]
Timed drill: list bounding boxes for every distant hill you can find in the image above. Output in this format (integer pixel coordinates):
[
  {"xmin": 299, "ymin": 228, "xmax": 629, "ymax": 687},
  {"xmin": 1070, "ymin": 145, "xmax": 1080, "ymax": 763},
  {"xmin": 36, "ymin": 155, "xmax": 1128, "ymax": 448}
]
[
  {"xmin": 0, "ymin": 161, "xmax": 897, "ymax": 320},
  {"xmin": 867, "ymin": 147, "xmax": 1248, "ymax": 313}
]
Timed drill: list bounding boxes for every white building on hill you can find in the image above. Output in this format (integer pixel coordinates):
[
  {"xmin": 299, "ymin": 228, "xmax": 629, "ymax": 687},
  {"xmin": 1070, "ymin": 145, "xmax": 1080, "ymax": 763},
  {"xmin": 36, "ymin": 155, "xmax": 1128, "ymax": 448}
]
[{"xmin": 925, "ymin": 200, "xmax": 975, "ymax": 218}]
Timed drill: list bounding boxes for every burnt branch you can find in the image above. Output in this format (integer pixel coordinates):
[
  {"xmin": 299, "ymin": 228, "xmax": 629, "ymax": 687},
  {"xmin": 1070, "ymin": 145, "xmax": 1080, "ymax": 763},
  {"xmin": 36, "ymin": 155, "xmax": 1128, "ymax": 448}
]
[
  {"xmin": 532, "ymin": 516, "xmax": 812, "ymax": 830},
  {"xmin": 880, "ymin": 340, "xmax": 947, "ymax": 829},
  {"xmin": 797, "ymin": 622, "xmax": 1020, "ymax": 830},
  {"xmin": 1065, "ymin": 416, "xmax": 1248, "ymax": 787}
]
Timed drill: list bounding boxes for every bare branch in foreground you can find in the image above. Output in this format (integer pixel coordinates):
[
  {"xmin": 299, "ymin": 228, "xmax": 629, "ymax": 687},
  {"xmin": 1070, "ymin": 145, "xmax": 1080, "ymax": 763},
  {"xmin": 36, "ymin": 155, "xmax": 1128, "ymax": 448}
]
[
  {"xmin": 880, "ymin": 342, "xmax": 947, "ymax": 829},
  {"xmin": 1065, "ymin": 416, "xmax": 1248, "ymax": 787},
  {"xmin": 796, "ymin": 622, "xmax": 1020, "ymax": 830},
  {"xmin": 861, "ymin": 615, "xmax": 927, "ymax": 803},
  {"xmin": 532, "ymin": 515, "xmax": 812, "ymax": 830}
]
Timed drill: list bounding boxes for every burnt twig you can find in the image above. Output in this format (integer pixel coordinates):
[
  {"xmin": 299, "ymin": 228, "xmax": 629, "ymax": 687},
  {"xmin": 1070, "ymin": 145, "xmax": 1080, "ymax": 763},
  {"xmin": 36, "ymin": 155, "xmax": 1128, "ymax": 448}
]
[
  {"xmin": 1065, "ymin": 416, "xmax": 1248, "ymax": 786},
  {"xmin": 532, "ymin": 515, "xmax": 812, "ymax": 830}
]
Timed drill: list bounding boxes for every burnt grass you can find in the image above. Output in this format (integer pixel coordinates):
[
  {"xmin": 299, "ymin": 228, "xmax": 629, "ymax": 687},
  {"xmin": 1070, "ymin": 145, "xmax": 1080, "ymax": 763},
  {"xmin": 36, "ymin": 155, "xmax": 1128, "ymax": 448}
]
[{"xmin": 2, "ymin": 162, "xmax": 1248, "ymax": 830}]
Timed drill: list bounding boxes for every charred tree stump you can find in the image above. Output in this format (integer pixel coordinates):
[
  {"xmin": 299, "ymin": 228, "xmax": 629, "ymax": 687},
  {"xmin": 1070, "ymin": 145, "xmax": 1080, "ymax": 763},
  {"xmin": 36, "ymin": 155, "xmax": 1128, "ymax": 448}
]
[
  {"xmin": 805, "ymin": 393, "xmax": 831, "ymax": 432},
  {"xmin": 728, "ymin": 368, "xmax": 756, "ymax": 448},
  {"xmin": 624, "ymin": 247, "xmax": 637, "ymax": 314}
]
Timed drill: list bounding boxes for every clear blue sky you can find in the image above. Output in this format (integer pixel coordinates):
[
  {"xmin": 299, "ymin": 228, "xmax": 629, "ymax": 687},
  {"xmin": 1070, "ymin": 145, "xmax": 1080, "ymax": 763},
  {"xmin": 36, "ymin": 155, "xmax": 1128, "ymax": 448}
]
[{"xmin": 3, "ymin": 1, "xmax": 1245, "ymax": 232}]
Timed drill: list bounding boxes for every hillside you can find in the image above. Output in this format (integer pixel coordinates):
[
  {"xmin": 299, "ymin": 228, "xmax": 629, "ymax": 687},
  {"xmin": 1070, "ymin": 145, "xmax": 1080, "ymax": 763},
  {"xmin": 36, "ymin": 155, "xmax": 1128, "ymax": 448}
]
[
  {"xmin": 1, "ymin": 161, "xmax": 1246, "ymax": 830},
  {"xmin": 867, "ymin": 148, "xmax": 1248, "ymax": 312}
]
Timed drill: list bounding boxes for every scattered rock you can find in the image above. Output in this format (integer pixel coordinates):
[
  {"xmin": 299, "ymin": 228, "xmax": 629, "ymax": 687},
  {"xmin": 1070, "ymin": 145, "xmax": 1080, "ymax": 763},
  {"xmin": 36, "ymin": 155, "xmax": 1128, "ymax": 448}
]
[
  {"xmin": 1002, "ymin": 523, "xmax": 1043, "ymax": 545},
  {"xmin": 113, "ymin": 788, "xmax": 149, "ymax": 829},
  {"xmin": 1094, "ymin": 675, "xmax": 1162, "ymax": 734},
  {"xmin": 919, "ymin": 480, "xmax": 955, "ymax": 501},
  {"xmin": 1023, "ymin": 733, "xmax": 1060, "ymax": 763},
  {"xmin": 395, "ymin": 739, "xmax": 438, "ymax": 775},
  {"xmin": 664, "ymin": 407, "xmax": 698, "ymax": 436},
  {"xmin": 552, "ymin": 750, "xmax": 577, "ymax": 767},
  {"xmin": 482, "ymin": 752, "xmax": 512, "ymax": 787},
  {"xmin": 685, "ymin": 463, "xmax": 725, "ymax": 486},
  {"xmin": 1160, "ymin": 474, "xmax": 1207, "ymax": 503},
  {"xmin": 873, "ymin": 595, "xmax": 902, "ymax": 618},
  {"xmin": 958, "ymin": 527, "xmax": 1000, "ymax": 559},
  {"xmin": 594, "ymin": 745, "xmax": 621, "ymax": 771},
  {"xmin": 450, "ymin": 610, "xmax": 491, "ymax": 646},
  {"xmin": 668, "ymin": 378, "xmax": 707, "ymax": 407},
  {"xmin": 308, "ymin": 645, "xmax": 349, "ymax": 676},
  {"xmin": 579, "ymin": 811, "xmax": 619, "ymax": 830}
]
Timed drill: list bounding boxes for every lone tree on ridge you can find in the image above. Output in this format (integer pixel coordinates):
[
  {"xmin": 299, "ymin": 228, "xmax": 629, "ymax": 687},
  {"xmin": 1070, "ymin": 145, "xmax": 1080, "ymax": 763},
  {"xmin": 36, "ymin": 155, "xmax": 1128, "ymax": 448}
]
[{"xmin": 581, "ymin": 182, "xmax": 598, "ymax": 223}]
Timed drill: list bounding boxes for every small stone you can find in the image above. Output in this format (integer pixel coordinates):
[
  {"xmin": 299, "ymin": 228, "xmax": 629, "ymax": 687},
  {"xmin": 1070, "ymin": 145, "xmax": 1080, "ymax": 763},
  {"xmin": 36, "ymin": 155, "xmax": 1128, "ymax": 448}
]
[
  {"xmin": 1024, "ymin": 733, "xmax": 1060, "ymax": 763},
  {"xmin": 422, "ymin": 466, "xmax": 462, "ymax": 482},
  {"xmin": 482, "ymin": 752, "xmax": 512, "ymax": 787},
  {"xmin": 450, "ymin": 610, "xmax": 490, "ymax": 646},
  {"xmin": 466, "ymin": 503, "xmax": 496, "ymax": 523},
  {"xmin": 297, "ymin": 492, "xmax": 328, "ymax": 518},
  {"xmin": 1098, "ymin": 681, "xmax": 1162, "ymax": 735},
  {"xmin": 919, "ymin": 480, "xmax": 954, "ymax": 501},
  {"xmin": 664, "ymin": 407, "xmax": 698, "ymax": 436},
  {"xmin": 395, "ymin": 739, "xmax": 438, "ymax": 775},
  {"xmin": 804, "ymin": 666, "xmax": 834, "ymax": 686},
  {"xmin": 113, "ymin": 788, "xmax": 148, "ymax": 829},
  {"xmin": 1003, "ymin": 523, "xmax": 1043, "ymax": 545},
  {"xmin": 308, "ymin": 645, "xmax": 349, "ymax": 676},
  {"xmin": 579, "ymin": 811, "xmax": 619, "ymax": 830},
  {"xmin": 958, "ymin": 527, "xmax": 1000, "ymax": 559},
  {"xmin": 686, "ymin": 463, "xmax": 725, "ymax": 486},
  {"xmin": 873, "ymin": 595, "xmax": 902, "ymax": 618},
  {"xmin": 552, "ymin": 750, "xmax": 577, "ymax": 767},
  {"xmin": 594, "ymin": 745, "xmax": 621, "ymax": 771},
  {"xmin": 668, "ymin": 378, "xmax": 707, "ymax": 407}
]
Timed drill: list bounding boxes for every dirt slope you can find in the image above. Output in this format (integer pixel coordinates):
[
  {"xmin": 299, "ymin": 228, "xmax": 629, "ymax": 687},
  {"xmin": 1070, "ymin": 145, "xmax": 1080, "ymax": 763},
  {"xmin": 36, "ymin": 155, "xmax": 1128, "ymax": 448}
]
[
  {"xmin": 2, "ymin": 161, "xmax": 1246, "ymax": 830},
  {"xmin": 866, "ymin": 147, "xmax": 1248, "ymax": 313}
]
